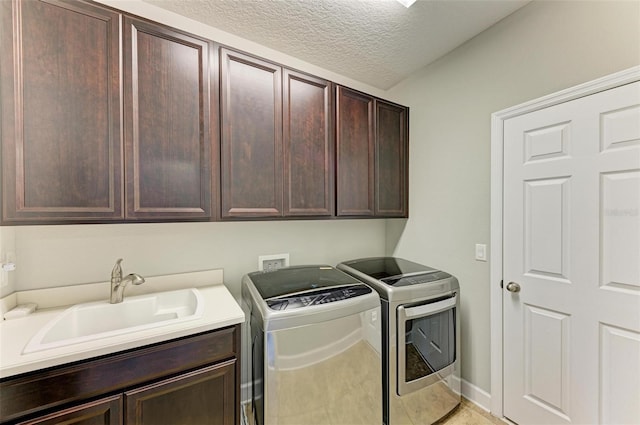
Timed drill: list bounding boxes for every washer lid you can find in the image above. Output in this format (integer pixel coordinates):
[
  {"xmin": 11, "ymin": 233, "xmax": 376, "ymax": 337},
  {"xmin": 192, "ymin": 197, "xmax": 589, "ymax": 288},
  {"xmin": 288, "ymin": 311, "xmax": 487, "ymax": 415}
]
[
  {"xmin": 247, "ymin": 265, "xmax": 362, "ymax": 300},
  {"xmin": 339, "ymin": 257, "xmax": 452, "ymax": 287}
]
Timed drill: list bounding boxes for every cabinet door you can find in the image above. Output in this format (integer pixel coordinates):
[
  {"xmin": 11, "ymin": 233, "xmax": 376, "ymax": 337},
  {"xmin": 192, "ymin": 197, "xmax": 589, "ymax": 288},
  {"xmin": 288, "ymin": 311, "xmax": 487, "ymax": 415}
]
[
  {"xmin": 375, "ymin": 100, "xmax": 408, "ymax": 217},
  {"xmin": 283, "ymin": 70, "xmax": 334, "ymax": 216},
  {"xmin": 336, "ymin": 86, "xmax": 375, "ymax": 216},
  {"xmin": 124, "ymin": 18, "xmax": 212, "ymax": 220},
  {"xmin": 0, "ymin": 0, "xmax": 123, "ymax": 224},
  {"xmin": 220, "ymin": 48, "xmax": 283, "ymax": 218},
  {"xmin": 125, "ymin": 360, "xmax": 237, "ymax": 425},
  {"xmin": 18, "ymin": 395, "xmax": 122, "ymax": 425}
]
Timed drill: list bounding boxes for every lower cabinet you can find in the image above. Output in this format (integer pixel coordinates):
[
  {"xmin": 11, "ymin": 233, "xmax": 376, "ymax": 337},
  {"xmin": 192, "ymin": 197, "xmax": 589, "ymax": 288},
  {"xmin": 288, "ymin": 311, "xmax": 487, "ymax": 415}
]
[
  {"xmin": 1, "ymin": 326, "xmax": 241, "ymax": 425},
  {"xmin": 125, "ymin": 361, "xmax": 236, "ymax": 425}
]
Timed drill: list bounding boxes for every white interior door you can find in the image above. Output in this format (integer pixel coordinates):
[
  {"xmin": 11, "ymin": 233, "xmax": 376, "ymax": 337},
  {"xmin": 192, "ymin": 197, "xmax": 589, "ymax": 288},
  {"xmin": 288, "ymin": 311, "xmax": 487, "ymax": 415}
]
[{"xmin": 503, "ymin": 81, "xmax": 640, "ymax": 425}]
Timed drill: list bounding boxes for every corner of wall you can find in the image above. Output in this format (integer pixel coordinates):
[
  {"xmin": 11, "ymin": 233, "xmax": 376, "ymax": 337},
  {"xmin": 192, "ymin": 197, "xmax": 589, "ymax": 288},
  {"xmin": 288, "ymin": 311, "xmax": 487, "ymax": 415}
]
[{"xmin": 384, "ymin": 218, "xmax": 408, "ymax": 256}]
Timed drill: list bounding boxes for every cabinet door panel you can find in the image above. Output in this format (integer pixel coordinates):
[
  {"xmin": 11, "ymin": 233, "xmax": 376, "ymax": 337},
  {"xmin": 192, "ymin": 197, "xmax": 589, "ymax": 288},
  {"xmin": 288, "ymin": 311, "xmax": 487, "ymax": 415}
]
[
  {"xmin": 18, "ymin": 396, "xmax": 122, "ymax": 425},
  {"xmin": 336, "ymin": 87, "xmax": 375, "ymax": 216},
  {"xmin": 125, "ymin": 360, "xmax": 236, "ymax": 425},
  {"xmin": 376, "ymin": 100, "xmax": 408, "ymax": 217},
  {"xmin": 124, "ymin": 18, "xmax": 211, "ymax": 220},
  {"xmin": 283, "ymin": 70, "xmax": 334, "ymax": 216},
  {"xmin": 0, "ymin": 0, "xmax": 123, "ymax": 223},
  {"xmin": 220, "ymin": 48, "xmax": 283, "ymax": 218}
]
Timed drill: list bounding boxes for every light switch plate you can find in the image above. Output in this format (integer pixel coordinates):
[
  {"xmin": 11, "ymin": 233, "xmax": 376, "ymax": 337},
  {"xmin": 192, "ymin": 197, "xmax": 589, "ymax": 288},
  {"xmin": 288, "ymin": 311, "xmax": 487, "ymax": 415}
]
[{"xmin": 475, "ymin": 244, "xmax": 487, "ymax": 262}]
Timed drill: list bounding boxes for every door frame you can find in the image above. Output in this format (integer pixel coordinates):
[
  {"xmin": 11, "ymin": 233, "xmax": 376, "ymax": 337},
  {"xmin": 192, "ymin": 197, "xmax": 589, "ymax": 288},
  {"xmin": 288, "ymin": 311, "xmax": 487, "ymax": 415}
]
[{"xmin": 489, "ymin": 65, "xmax": 640, "ymax": 418}]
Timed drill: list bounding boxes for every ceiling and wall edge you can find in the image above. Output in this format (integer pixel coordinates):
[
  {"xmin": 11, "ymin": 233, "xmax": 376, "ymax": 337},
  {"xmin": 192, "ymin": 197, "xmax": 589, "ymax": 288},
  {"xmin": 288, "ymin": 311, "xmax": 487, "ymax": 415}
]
[{"xmin": 96, "ymin": 0, "xmax": 391, "ymax": 100}]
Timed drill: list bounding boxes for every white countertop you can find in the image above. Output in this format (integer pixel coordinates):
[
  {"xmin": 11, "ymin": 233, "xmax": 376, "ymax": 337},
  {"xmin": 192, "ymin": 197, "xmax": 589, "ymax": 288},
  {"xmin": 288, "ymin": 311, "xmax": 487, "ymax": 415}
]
[{"xmin": 0, "ymin": 270, "xmax": 245, "ymax": 379}]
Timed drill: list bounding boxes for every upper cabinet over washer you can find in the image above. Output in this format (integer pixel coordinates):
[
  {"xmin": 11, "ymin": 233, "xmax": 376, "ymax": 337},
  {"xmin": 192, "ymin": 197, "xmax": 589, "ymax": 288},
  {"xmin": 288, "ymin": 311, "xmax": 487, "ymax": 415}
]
[
  {"xmin": 219, "ymin": 48, "xmax": 284, "ymax": 219},
  {"xmin": 283, "ymin": 69, "xmax": 335, "ymax": 217},
  {"xmin": 219, "ymin": 48, "xmax": 335, "ymax": 219}
]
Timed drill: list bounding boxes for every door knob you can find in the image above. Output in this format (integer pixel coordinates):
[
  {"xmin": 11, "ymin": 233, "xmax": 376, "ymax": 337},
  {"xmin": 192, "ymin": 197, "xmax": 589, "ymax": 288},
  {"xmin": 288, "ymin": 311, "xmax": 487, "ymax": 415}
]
[{"xmin": 506, "ymin": 282, "xmax": 521, "ymax": 293}]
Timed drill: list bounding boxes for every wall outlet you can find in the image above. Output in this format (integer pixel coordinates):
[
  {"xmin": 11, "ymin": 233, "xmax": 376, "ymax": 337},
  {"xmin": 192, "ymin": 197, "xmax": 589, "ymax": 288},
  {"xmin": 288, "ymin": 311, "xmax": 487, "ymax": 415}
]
[{"xmin": 258, "ymin": 253, "xmax": 290, "ymax": 272}]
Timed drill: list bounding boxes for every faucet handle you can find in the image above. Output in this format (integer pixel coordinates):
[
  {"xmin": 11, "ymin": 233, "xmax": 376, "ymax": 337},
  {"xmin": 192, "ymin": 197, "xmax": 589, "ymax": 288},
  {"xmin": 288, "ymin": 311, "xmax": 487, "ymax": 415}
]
[{"xmin": 111, "ymin": 258, "xmax": 123, "ymax": 277}]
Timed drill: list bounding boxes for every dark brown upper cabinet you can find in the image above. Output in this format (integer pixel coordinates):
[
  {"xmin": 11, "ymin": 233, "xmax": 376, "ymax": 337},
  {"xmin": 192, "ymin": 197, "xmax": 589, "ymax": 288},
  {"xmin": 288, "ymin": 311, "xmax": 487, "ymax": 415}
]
[
  {"xmin": 1, "ymin": 1, "xmax": 216, "ymax": 225},
  {"xmin": 375, "ymin": 99, "xmax": 408, "ymax": 217},
  {"xmin": 220, "ymin": 48, "xmax": 334, "ymax": 219},
  {"xmin": 220, "ymin": 48, "xmax": 283, "ymax": 218},
  {"xmin": 123, "ymin": 17, "xmax": 213, "ymax": 221},
  {"xmin": 0, "ymin": 0, "xmax": 123, "ymax": 224},
  {"xmin": 336, "ymin": 86, "xmax": 408, "ymax": 218},
  {"xmin": 336, "ymin": 87, "xmax": 375, "ymax": 216},
  {"xmin": 283, "ymin": 70, "xmax": 334, "ymax": 217}
]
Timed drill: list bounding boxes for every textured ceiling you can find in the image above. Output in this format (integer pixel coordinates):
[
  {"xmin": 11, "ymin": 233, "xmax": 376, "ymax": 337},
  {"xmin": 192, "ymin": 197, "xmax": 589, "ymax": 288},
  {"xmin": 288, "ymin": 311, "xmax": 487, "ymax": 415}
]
[{"xmin": 142, "ymin": 0, "xmax": 529, "ymax": 90}]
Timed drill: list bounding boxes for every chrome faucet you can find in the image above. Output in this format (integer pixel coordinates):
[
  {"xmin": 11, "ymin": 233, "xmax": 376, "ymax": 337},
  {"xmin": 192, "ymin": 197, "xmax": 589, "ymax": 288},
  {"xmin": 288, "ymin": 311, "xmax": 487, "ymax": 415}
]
[{"xmin": 110, "ymin": 258, "xmax": 145, "ymax": 304}]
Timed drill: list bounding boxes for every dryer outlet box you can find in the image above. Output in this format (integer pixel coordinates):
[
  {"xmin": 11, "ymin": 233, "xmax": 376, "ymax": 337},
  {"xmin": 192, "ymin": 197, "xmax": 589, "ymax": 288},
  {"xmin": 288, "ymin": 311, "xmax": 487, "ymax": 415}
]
[{"xmin": 258, "ymin": 254, "xmax": 290, "ymax": 272}]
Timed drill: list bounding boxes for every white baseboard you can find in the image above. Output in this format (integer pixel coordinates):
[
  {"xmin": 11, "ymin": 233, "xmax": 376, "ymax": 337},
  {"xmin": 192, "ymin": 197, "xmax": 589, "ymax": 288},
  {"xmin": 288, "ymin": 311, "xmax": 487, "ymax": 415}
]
[
  {"xmin": 460, "ymin": 378, "xmax": 492, "ymax": 412},
  {"xmin": 241, "ymin": 382, "xmax": 252, "ymax": 406}
]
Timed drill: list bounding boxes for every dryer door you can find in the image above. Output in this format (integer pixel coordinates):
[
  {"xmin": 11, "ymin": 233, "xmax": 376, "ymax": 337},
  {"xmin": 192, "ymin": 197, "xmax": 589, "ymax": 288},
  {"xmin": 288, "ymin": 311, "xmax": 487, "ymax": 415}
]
[{"xmin": 397, "ymin": 293, "xmax": 457, "ymax": 396}]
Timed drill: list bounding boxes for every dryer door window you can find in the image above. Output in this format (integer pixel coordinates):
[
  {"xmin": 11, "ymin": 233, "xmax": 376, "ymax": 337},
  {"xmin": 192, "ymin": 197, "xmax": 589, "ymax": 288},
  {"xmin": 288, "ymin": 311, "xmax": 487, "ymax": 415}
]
[{"xmin": 397, "ymin": 294, "xmax": 457, "ymax": 396}]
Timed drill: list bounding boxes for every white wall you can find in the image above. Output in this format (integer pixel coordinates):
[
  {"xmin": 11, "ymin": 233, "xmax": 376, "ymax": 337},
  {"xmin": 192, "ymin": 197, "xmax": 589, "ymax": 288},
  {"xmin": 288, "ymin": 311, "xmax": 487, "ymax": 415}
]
[
  {"xmin": 386, "ymin": 0, "xmax": 640, "ymax": 395},
  {"xmin": 7, "ymin": 220, "xmax": 387, "ymax": 299},
  {"xmin": 0, "ymin": 227, "xmax": 17, "ymax": 296}
]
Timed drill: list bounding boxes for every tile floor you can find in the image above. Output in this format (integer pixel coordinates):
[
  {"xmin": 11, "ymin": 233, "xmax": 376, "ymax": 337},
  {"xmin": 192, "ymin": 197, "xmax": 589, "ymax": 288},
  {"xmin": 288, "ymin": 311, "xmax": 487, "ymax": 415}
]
[
  {"xmin": 438, "ymin": 398, "xmax": 506, "ymax": 425},
  {"xmin": 243, "ymin": 397, "xmax": 505, "ymax": 425}
]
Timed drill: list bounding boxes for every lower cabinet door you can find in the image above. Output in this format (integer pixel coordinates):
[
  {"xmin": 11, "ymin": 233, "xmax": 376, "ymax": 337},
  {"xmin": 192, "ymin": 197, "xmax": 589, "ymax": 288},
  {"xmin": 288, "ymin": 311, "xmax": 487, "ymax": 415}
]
[
  {"xmin": 18, "ymin": 395, "xmax": 122, "ymax": 425},
  {"xmin": 125, "ymin": 360, "xmax": 236, "ymax": 425}
]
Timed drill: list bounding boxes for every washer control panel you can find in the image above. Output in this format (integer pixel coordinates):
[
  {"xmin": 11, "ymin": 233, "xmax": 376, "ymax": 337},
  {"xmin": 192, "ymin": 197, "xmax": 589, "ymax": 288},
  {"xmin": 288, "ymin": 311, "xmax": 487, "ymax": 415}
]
[{"xmin": 267, "ymin": 284, "xmax": 372, "ymax": 311}]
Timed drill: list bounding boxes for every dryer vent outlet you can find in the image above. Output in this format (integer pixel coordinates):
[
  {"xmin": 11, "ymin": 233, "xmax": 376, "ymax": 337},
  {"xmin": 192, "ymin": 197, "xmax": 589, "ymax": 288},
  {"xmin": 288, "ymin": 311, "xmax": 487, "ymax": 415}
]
[{"xmin": 258, "ymin": 254, "xmax": 290, "ymax": 272}]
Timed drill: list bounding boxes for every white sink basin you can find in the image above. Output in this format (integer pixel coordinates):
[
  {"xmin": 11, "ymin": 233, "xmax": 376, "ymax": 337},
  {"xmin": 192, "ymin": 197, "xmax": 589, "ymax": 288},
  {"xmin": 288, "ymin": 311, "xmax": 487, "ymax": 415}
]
[{"xmin": 23, "ymin": 288, "xmax": 204, "ymax": 354}]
